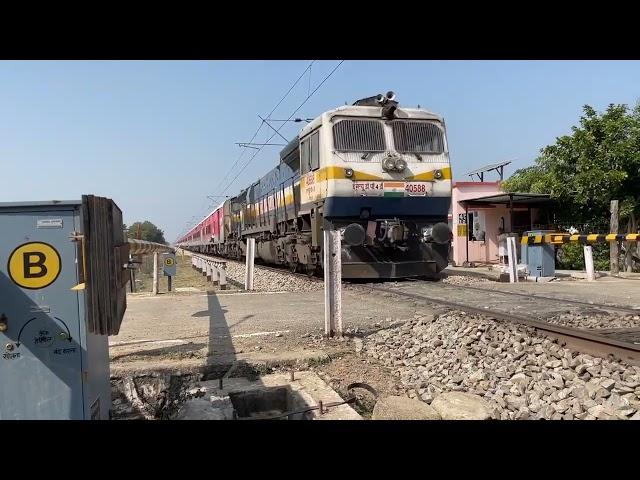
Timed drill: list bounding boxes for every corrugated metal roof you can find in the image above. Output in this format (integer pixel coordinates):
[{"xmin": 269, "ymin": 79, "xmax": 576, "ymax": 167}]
[{"xmin": 460, "ymin": 192, "xmax": 553, "ymax": 205}]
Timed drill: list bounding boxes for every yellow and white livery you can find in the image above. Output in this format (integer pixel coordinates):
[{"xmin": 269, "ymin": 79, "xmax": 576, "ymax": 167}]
[{"xmin": 178, "ymin": 91, "xmax": 453, "ymax": 279}]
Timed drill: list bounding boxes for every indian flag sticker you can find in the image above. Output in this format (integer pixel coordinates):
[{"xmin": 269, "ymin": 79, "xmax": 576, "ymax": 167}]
[{"xmin": 383, "ymin": 182, "xmax": 405, "ymax": 197}]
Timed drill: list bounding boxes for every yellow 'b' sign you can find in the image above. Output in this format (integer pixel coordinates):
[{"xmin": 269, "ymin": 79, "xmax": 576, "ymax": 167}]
[
  {"xmin": 8, "ymin": 242, "xmax": 62, "ymax": 290},
  {"xmin": 165, "ymin": 257, "xmax": 174, "ymax": 267}
]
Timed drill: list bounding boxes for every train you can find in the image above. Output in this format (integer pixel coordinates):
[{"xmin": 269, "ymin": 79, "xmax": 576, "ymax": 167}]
[{"xmin": 176, "ymin": 92, "xmax": 453, "ymax": 279}]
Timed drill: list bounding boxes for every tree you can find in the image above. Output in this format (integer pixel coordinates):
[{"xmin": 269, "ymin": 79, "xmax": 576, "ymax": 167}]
[
  {"xmin": 502, "ymin": 103, "xmax": 640, "ymax": 270},
  {"xmin": 126, "ymin": 221, "xmax": 167, "ymax": 244},
  {"xmin": 503, "ymin": 103, "xmax": 640, "ymax": 229}
]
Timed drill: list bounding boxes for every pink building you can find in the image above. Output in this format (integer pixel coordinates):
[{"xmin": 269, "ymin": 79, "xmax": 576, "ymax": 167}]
[{"xmin": 450, "ymin": 182, "xmax": 552, "ymax": 266}]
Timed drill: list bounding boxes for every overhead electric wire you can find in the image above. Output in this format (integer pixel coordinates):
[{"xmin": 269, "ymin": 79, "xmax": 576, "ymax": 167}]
[
  {"xmin": 218, "ymin": 60, "xmax": 344, "ymax": 197},
  {"xmin": 209, "ymin": 60, "xmax": 316, "ymax": 196}
]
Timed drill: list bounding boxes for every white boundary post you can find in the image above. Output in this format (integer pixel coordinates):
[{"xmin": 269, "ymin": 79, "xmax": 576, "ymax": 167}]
[
  {"xmin": 206, "ymin": 261, "xmax": 212, "ymax": 281},
  {"xmin": 152, "ymin": 252, "xmax": 159, "ymax": 295},
  {"xmin": 584, "ymin": 245, "xmax": 595, "ymax": 282},
  {"xmin": 323, "ymin": 230, "xmax": 342, "ymax": 337},
  {"xmin": 219, "ymin": 265, "xmax": 227, "ymax": 290},
  {"xmin": 506, "ymin": 236, "xmax": 518, "ymax": 283},
  {"xmin": 211, "ymin": 262, "xmax": 219, "ymax": 285},
  {"xmin": 245, "ymin": 238, "xmax": 256, "ymax": 291}
]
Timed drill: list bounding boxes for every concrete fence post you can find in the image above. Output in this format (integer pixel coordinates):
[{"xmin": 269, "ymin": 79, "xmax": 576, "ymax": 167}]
[
  {"xmin": 245, "ymin": 238, "xmax": 256, "ymax": 291},
  {"xmin": 584, "ymin": 245, "xmax": 595, "ymax": 282},
  {"xmin": 152, "ymin": 252, "xmax": 159, "ymax": 295},
  {"xmin": 323, "ymin": 229, "xmax": 342, "ymax": 337},
  {"xmin": 506, "ymin": 236, "xmax": 518, "ymax": 283},
  {"xmin": 211, "ymin": 263, "xmax": 219, "ymax": 285}
]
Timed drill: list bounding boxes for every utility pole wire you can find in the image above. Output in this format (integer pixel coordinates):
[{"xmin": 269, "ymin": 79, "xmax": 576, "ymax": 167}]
[{"xmin": 219, "ymin": 60, "xmax": 344, "ymax": 197}]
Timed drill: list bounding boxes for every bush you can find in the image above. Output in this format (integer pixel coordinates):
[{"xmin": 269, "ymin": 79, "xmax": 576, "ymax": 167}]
[{"xmin": 556, "ymin": 243, "xmax": 610, "ymax": 271}]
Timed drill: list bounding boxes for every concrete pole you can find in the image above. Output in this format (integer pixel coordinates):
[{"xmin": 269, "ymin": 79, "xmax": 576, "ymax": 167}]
[
  {"xmin": 506, "ymin": 236, "xmax": 518, "ymax": 283},
  {"xmin": 206, "ymin": 261, "xmax": 212, "ymax": 281},
  {"xmin": 219, "ymin": 266, "xmax": 227, "ymax": 290},
  {"xmin": 584, "ymin": 245, "xmax": 595, "ymax": 282},
  {"xmin": 323, "ymin": 230, "xmax": 342, "ymax": 337},
  {"xmin": 211, "ymin": 263, "xmax": 219, "ymax": 285},
  {"xmin": 610, "ymin": 200, "xmax": 619, "ymax": 274},
  {"xmin": 152, "ymin": 252, "xmax": 159, "ymax": 295},
  {"xmin": 245, "ymin": 238, "xmax": 256, "ymax": 291}
]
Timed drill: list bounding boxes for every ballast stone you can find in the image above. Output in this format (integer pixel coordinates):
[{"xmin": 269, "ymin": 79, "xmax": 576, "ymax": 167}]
[
  {"xmin": 430, "ymin": 392, "xmax": 492, "ymax": 420},
  {"xmin": 372, "ymin": 396, "xmax": 442, "ymax": 420}
]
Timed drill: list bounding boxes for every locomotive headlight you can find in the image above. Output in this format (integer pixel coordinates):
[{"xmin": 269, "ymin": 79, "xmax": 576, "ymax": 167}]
[
  {"xmin": 394, "ymin": 157, "xmax": 407, "ymax": 172},
  {"xmin": 434, "ymin": 169, "xmax": 443, "ymax": 180},
  {"xmin": 345, "ymin": 168, "xmax": 354, "ymax": 178},
  {"xmin": 382, "ymin": 156, "xmax": 396, "ymax": 172}
]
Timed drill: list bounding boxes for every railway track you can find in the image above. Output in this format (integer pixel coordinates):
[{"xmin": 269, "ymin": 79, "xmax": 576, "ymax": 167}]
[
  {"xmin": 360, "ymin": 282, "xmax": 640, "ymax": 365},
  {"xmin": 186, "ymin": 250, "xmax": 640, "ymax": 364}
]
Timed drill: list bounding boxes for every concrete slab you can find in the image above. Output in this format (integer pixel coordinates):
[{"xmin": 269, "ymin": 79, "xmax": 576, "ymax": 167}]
[
  {"xmin": 109, "ymin": 289, "xmax": 416, "ymax": 376},
  {"xmin": 174, "ymin": 371, "xmax": 362, "ymax": 420}
]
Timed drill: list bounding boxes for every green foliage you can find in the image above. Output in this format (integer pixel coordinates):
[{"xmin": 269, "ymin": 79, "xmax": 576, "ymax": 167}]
[
  {"xmin": 556, "ymin": 243, "xmax": 609, "ymax": 271},
  {"xmin": 127, "ymin": 221, "xmax": 167, "ymax": 244},
  {"xmin": 502, "ymin": 103, "xmax": 640, "ymax": 225}
]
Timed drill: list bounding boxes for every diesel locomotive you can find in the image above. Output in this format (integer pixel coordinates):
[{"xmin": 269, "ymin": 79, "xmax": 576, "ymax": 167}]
[{"xmin": 176, "ymin": 92, "xmax": 452, "ymax": 279}]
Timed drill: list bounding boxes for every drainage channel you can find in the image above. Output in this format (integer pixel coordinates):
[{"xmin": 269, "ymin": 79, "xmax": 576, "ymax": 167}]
[{"xmin": 111, "ymin": 368, "xmax": 367, "ymax": 420}]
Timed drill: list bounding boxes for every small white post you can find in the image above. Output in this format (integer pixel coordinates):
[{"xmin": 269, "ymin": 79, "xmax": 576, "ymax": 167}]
[
  {"xmin": 211, "ymin": 263, "xmax": 219, "ymax": 285},
  {"xmin": 245, "ymin": 238, "xmax": 256, "ymax": 291},
  {"xmin": 206, "ymin": 261, "xmax": 212, "ymax": 281},
  {"xmin": 218, "ymin": 266, "xmax": 227, "ymax": 290},
  {"xmin": 152, "ymin": 252, "xmax": 159, "ymax": 295},
  {"xmin": 323, "ymin": 229, "xmax": 342, "ymax": 337},
  {"xmin": 584, "ymin": 245, "xmax": 595, "ymax": 282},
  {"xmin": 506, "ymin": 236, "xmax": 518, "ymax": 283}
]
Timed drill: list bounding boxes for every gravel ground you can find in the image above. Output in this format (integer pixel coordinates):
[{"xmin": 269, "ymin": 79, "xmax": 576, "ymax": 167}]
[
  {"xmin": 215, "ymin": 258, "xmax": 324, "ymax": 293},
  {"xmin": 546, "ymin": 312, "xmax": 640, "ymax": 330},
  {"xmin": 441, "ymin": 275, "xmax": 493, "ymax": 286},
  {"xmin": 364, "ymin": 311, "xmax": 640, "ymax": 420}
]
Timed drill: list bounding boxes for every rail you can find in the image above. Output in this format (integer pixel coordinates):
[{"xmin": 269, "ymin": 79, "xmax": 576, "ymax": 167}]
[
  {"xmin": 128, "ymin": 239, "xmax": 175, "ymax": 255},
  {"xmin": 364, "ymin": 284, "xmax": 640, "ymax": 365}
]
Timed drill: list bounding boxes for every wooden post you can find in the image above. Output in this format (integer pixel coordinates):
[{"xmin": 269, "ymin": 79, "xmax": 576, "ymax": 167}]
[
  {"xmin": 584, "ymin": 245, "xmax": 595, "ymax": 282},
  {"xmin": 168, "ymin": 275, "xmax": 172, "ymax": 292},
  {"xmin": 323, "ymin": 229, "xmax": 342, "ymax": 337},
  {"xmin": 152, "ymin": 252, "xmax": 159, "ymax": 295},
  {"xmin": 245, "ymin": 238, "xmax": 255, "ymax": 291},
  {"xmin": 610, "ymin": 200, "xmax": 619, "ymax": 274}
]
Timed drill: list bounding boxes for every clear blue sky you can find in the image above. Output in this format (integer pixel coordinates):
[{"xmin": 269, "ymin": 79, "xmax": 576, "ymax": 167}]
[{"xmin": 1, "ymin": 60, "xmax": 639, "ymax": 241}]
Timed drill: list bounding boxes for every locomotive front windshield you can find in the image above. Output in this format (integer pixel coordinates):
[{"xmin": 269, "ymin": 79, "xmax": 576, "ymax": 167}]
[{"xmin": 332, "ymin": 118, "xmax": 445, "ymax": 155}]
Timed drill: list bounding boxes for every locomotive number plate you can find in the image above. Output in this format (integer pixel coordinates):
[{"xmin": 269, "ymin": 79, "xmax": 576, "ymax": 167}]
[
  {"xmin": 353, "ymin": 181, "xmax": 383, "ymax": 196},
  {"xmin": 404, "ymin": 182, "xmax": 432, "ymax": 197}
]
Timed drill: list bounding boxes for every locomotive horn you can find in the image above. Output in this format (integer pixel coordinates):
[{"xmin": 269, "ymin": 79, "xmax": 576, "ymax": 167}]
[{"xmin": 386, "ymin": 91, "xmax": 396, "ymax": 101}]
